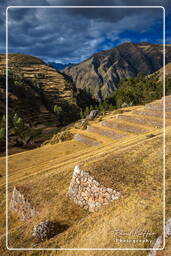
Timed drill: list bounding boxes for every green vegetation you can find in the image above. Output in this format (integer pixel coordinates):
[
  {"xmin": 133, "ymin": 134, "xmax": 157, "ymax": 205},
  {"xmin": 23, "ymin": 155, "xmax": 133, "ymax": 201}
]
[
  {"xmin": 35, "ymin": 73, "xmax": 46, "ymax": 79},
  {"xmin": 0, "ymin": 115, "xmax": 5, "ymax": 142},
  {"xmin": 11, "ymin": 113, "xmax": 32, "ymax": 146},
  {"xmin": 112, "ymin": 73, "xmax": 171, "ymax": 108},
  {"xmin": 80, "ymin": 102, "xmax": 115, "ymax": 118},
  {"xmin": 0, "ymin": 115, "xmax": 6, "ymax": 152},
  {"xmin": 54, "ymin": 105, "xmax": 62, "ymax": 115},
  {"xmin": 78, "ymin": 73, "xmax": 171, "ymax": 118},
  {"xmin": 54, "ymin": 104, "xmax": 63, "ymax": 123},
  {"xmin": 75, "ymin": 88, "xmax": 98, "ymax": 110},
  {"xmin": 1, "ymin": 67, "xmax": 170, "ymax": 153},
  {"xmin": 0, "ymin": 112, "xmax": 43, "ymax": 153},
  {"xmin": 0, "ymin": 128, "xmax": 5, "ymax": 142}
]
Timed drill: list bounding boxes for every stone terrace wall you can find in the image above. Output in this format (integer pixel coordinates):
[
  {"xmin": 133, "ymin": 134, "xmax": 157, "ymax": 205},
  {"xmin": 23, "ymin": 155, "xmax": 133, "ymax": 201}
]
[
  {"xmin": 67, "ymin": 165, "xmax": 120, "ymax": 212},
  {"xmin": 10, "ymin": 186, "xmax": 38, "ymax": 221},
  {"xmin": 73, "ymin": 134, "xmax": 101, "ymax": 146}
]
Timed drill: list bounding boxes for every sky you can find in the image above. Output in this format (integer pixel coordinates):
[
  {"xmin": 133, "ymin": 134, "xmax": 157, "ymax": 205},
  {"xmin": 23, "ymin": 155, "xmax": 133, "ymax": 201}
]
[{"xmin": 0, "ymin": 0, "xmax": 171, "ymax": 64}]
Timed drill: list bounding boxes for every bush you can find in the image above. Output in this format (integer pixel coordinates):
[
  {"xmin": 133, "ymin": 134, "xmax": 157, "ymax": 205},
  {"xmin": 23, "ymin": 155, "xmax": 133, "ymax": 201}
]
[
  {"xmin": 0, "ymin": 115, "xmax": 6, "ymax": 143},
  {"xmin": 75, "ymin": 88, "xmax": 98, "ymax": 110},
  {"xmin": 0, "ymin": 128, "xmax": 5, "ymax": 142},
  {"xmin": 12, "ymin": 113, "xmax": 32, "ymax": 145},
  {"xmin": 54, "ymin": 105, "xmax": 62, "ymax": 115}
]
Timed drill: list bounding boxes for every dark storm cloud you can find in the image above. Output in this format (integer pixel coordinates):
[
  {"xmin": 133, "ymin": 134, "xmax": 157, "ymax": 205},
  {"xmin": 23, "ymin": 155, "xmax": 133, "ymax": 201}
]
[{"xmin": 0, "ymin": 0, "xmax": 170, "ymax": 63}]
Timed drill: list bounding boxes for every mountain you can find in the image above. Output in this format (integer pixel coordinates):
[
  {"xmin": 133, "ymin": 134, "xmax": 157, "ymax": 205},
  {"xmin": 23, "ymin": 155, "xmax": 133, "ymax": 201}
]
[
  {"xmin": 63, "ymin": 42, "xmax": 171, "ymax": 101},
  {"xmin": 0, "ymin": 53, "xmax": 80, "ymax": 152},
  {"xmin": 48, "ymin": 62, "xmax": 74, "ymax": 71}
]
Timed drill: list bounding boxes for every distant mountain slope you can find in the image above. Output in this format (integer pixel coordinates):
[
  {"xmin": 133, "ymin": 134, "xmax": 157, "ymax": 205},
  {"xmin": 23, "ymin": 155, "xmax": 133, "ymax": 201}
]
[
  {"xmin": 48, "ymin": 62, "xmax": 74, "ymax": 71},
  {"xmin": 63, "ymin": 42, "xmax": 171, "ymax": 101},
  {"xmin": 0, "ymin": 53, "xmax": 80, "ymax": 126}
]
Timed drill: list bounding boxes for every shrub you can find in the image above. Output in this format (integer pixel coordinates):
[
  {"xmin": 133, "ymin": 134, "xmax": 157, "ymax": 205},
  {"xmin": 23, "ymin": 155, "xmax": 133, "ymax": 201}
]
[
  {"xmin": 54, "ymin": 105, "xmax": 62, "ymax": 115},
  {"xmin": 12, "ymin": 113, "xmax": 32, "ymax": 145},
  {"xmin": 0, "ymin": 128, "xmax": 5, "ymax": 142}
]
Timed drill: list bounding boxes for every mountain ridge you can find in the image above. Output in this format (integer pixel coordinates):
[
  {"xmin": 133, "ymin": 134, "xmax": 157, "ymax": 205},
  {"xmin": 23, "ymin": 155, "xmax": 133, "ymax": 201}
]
[
  {"xmin": 63, "ymin": 42, "xmax": 171, "ymax": 101},
  {"xmin": 48, "ymin": 62, "xmax": 74, "ymax": 71}
]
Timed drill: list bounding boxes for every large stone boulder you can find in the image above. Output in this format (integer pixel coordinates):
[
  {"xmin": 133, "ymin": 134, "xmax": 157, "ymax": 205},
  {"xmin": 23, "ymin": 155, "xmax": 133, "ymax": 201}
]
[{"xmin": 86, "ymin": 110, "xmax": 99, "ymax": 120}]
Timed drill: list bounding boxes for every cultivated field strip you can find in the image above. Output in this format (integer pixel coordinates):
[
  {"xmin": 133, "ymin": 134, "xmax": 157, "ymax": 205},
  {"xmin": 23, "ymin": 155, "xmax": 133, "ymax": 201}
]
[
  {"xmin": 73, "ymin": 133, "xmax": 101, "ymax": 146},
  {"xmin": 2, "ymin": 96, "xmax": 171, "ymax": 187},
  {"xmin": 115, "ymin": 114, "xmax": 167, "ymax": 128},
  {"xmin": 87, "ymin": 125, "xmax": 127, "ymax": 139},
  {"xmin": 164, "ymin": 98, "xmax": 171, "ymax": 104},
  {"xmin": 2, "ymin": 129, "xmax": 163, "ymax": 187},
  {"xmin": 132, "ymin": 108, "xmax": 171, "ymax": 119},
  {"xmin": 145, "ymin": 102, "xmax": 171, "ymax": 111},
  {"xmin": 101, "ymin": 119, "xmax": 149, "ymax": 134}
]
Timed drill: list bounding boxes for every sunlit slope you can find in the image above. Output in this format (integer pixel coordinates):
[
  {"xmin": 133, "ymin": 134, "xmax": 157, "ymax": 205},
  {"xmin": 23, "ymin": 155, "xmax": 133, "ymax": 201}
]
[
  {"xmin": 0, "ymin": 128, "xmax": 170, "ymax": 255},
  {"xmin": 0, "ymin": 96, "xmax": 171, "ymax": 255},
  {"xmin": 70, "ymin": 96, "xmax": 171, "ymax": 146}
]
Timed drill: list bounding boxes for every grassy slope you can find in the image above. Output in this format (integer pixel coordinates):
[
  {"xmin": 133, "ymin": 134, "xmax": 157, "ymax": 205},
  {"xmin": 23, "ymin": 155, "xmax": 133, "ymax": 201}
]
[
  {"xmin": 0, "ymin": 98, "xmax": 171, "ymax": 255},
  {"xmin": 0, "ymin": 126, "xmax": 170, "ymax": 255}
]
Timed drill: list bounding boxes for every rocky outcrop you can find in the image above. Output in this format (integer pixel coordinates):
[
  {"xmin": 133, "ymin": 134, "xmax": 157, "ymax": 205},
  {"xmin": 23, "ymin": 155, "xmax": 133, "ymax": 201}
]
[
  {"xmin": 67, "ymin": 165, "xmax": 120, "ymax": 212},
  {"xmin": 10, "ymin": 186, "xmax": 38, "ymax": 221},
  {"xmin": 63, "ymin": 42, "xmax": 171, "ymax": 101},
  {"xmin": 86, "ymin": 110, "xmax": 99, "ymax": 120}
]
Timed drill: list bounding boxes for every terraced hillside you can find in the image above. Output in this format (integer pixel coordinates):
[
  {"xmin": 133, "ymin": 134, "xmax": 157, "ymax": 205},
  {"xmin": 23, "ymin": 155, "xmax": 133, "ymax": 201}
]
[
  {"xmin": 0, "ymin": 54, "xmax": 80, "ymax": 154},
  {"xmin": 70, "ymin": 96, "xmax": 170, "ymax": 147},
  {"xmin": 0, "ymin": 53, "xmax": 80, "ymax": 126},
  {"xmin": 0, "ymin": 96, "xmax": 171, "ymax": 255}
]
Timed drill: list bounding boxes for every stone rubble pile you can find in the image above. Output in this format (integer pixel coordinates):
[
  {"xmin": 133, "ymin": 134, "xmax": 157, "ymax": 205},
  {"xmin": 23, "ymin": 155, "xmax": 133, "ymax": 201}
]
[
  {"xmin": 32, "ymin": 220, "xmax": 56, "ymax": 241},
  {"xmin": 10, "ymin": 186, "xmax": 38, "ymax": 221},
  {"xmin": 67, "ymin": 165, "xmax": 120, "ymax": 212}
]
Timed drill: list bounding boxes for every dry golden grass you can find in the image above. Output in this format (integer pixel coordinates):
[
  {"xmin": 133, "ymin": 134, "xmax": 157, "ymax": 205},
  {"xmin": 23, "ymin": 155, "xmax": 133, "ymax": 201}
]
[
  {"xmin": 0, "ymin": 128, "xmax": 170, "ymax": 255},
  {"xmin": 0, "ymin": 101, "xmax": 171, "ymax": 256}
]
